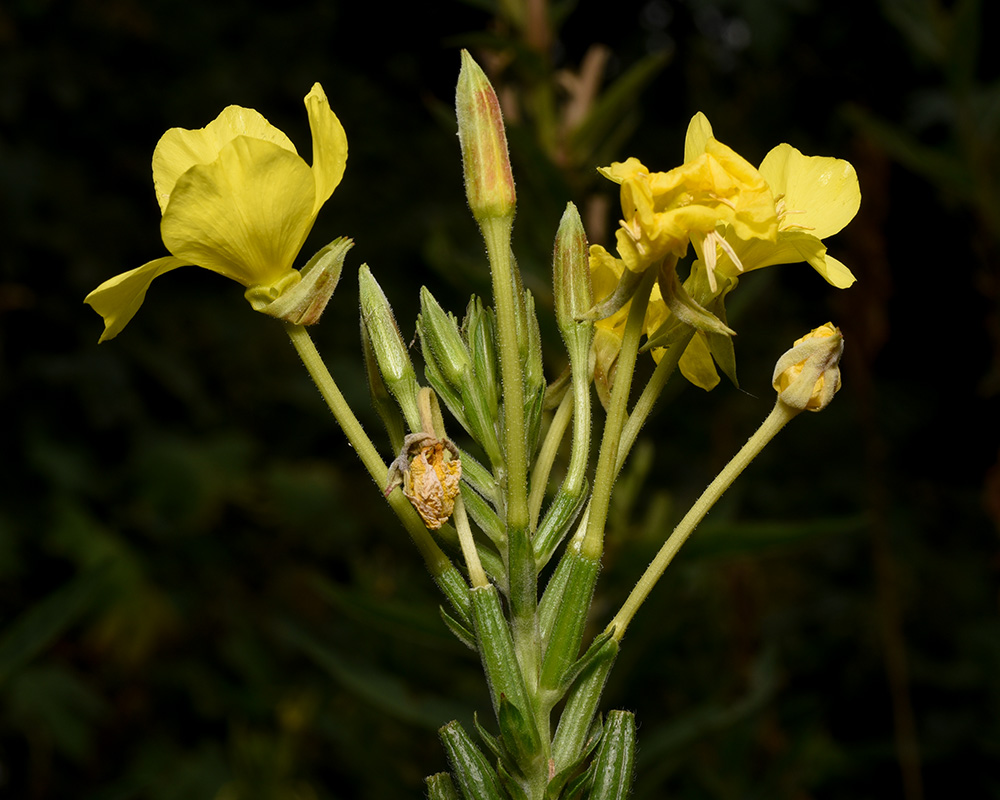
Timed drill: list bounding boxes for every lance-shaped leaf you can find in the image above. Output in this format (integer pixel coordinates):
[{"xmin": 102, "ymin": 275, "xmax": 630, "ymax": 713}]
[
  {"xmin": 587, "ymin": 710, "xmax": 636, "ymax": 800},
  {"xmin": 439, "ymin": 720, "xmax": 506, "ymax": 800}
]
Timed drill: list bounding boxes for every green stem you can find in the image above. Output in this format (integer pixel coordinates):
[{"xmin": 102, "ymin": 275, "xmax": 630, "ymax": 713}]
[
  {"xmin": 607, "ymin": 398, "xmax": 800, "ymax": 640},
  {"xmin": 453, "ymin": 494, "xmax": 489, "ymax": 588},
  {"xmin": 582, "ymin": 267, "xmax": 656, "ymax": 560},
  {"xmin": 285, "ymin": 323, "xmax": 468, "ymax": 606},
  {"xmin": 615, "ymin": 326, "xmax": 695, "ymax": 476},
  {"xmin": 481, "ymin": 216, "xmax": 528, "ymax": 531},
  {"xmin": 528, "ymin": 389, "xmax": 573, "ymax": 531},
  {"xmin": 480, "ymin": 215, "xmax": 539, "ymax": 699}
]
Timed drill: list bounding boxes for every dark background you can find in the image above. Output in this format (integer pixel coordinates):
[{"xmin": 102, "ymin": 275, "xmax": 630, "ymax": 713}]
[{"xmin": 2, "ymin": 0, "xmax": 998, "ymax": 798}]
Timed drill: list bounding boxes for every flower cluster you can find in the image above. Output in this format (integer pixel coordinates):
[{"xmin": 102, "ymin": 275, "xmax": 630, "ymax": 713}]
[{"xmin": 591, "ymin": 112, "xmax": 860, "ymax": 391}]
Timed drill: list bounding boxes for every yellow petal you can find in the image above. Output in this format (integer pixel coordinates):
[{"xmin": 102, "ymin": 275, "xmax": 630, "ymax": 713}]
[
  {"xmin": 152, "ymin": 106, "xmax": 297, "ymax": 213},
  {"xmin": 806, "ymin": 251, "xmax": 857, "ymax": 288},
  {"xmin": 677, "ymin": 332, "xmax": 720, "ymax": 390},
  {"xmin": 84, "ymin": 256, "xmax": 189, "ymax": 342},
  {"xmin": 304, "ymin": 83, "xmax": 348, "ymax": 213},
  {"xmin": 684, "ymin": 112, "xmax": 714, "ymax": 163},
  {"xmin": 597, "ymin": 157, "xmax": 648, "ymax": 185},
  {"xmin": 160, "ymin": 136, "xmax": 316, "ymax": 288},
  {"xmin": 759, "ymin": 143, "xmax": 860, "ymax": 239}
]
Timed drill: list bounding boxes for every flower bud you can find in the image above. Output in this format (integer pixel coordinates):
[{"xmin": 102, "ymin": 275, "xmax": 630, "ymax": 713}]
[
  {"xmin": 358, "ymin": 264, "xmax": 421, "ymax": 428},
  {"xmin": 418, "ymin": 286, "xmax": 474, "ymax": 389},
  {"xmin": 456, "ymin": 50, "xmax": 516, "ymax": 223},
  {"xmin": 418, "ymin": 287, "xmax": 503, "ymax": 465},
  {"xmin": 246, "ymin": 237, "xmax": 352, "ymax": 325},
  {"xmin": 553, "ymin": 202, "xmax": 594, "ymax": 339},
  {"xmin": 772, "ymin": 322, "xmax": 844, "ymax": 412}
]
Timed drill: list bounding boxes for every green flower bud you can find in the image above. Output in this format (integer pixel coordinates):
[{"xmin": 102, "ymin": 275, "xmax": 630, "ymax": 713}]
[
  {"xmin": 463, "ymin": 297, "xmax": 500, "ymax": 418},
  {"xmin": 418, "ymin": 287, "xmax": 502, "ymax": 465},
  {"xmin": 554, "ymin": 203, "xmax": 593, "ymax": 336},
  {"xmin": 456, "ymin": 50, "xmax": 516, "ymax": 223},
  {"xmin": 358, "ymin": 264, "xmax": 421, "ymax": 429},
  {"xmin": 418, "ymin": 286, "xmax": 473, "ymax": 390}
]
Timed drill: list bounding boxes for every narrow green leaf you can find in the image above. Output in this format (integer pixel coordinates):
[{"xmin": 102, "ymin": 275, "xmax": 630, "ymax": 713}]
[
  {"xmin": 439, "ymin": 720, "xmax": 506, "ymax": 800},
  {"xmin": 426, "ymin": 772, "xmax": 462, "ymax": 800},
  {"xmin": 588, "ymin": 710, "xmax": 635, "ymax": 800}
]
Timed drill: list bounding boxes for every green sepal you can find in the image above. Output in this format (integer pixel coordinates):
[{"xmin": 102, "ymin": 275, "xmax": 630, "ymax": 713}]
[
  {"xmin": 652, "ymin": 260, "xmax": 735, "ymax": 339},
  {"xmin": 577, "ymin": 262, "xmax": 642, "ymax": 322},
  {"xmin": 544, "ymin": 715, "xmax": 603, "ymax": 800},
  {"xmin": 550, "ymin": 637, "xmax": 619, "ymax": 775},
  {"xmin": 439, "ymin": 720, "xmax": 506, "ymax": 800},
  {"xmin": 587, "ymin": 710, "xmax": 635, "ymax": 800},
  {"xmin": 532, "ymin": 481, "xmax": 588, "ymax": 570},
  {"xmin": 426, "ymin": 772, "xmax": 462, "ymax": 800},
  {"xmin": 249, "ymin": 237, "xmax": 351, "ymax": 325},
  {"xmin": 539, "ymin": 549, "xmax": 601, "ymax": 694},
  {"xmin": 440, "ymin": 606, "xmax": 477, "ymax": 652}
]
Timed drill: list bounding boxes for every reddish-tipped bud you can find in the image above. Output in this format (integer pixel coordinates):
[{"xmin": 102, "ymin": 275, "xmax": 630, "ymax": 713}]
[{"xmin": 456, "ymin": 50, "xmax": 516, "ymax": 223}]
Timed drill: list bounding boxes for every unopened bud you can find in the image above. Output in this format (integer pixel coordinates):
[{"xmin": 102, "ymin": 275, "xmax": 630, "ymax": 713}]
[
  {"xmin": 246, "ymin": 237, "xmax": 352, "ymax": 325},
  {"xmin": 456, "ymin": 50, "xmax": 516, "ymax": 223},
  {"xmin": 418, "ymin": 286, "xmax": 473, "ymax": 389},
  {"xmin": 554, "ymin": 202, "xmax": 594, "ymax": 337},
  {"xmin": 358, "ymin": 264, "xmax": 421, "ymax": 428},
  {"xmin": 772, "ymin": 322, "xmax": 844, "ymax": 412}
]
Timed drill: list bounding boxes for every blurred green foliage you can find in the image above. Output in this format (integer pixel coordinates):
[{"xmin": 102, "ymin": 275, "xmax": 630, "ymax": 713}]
[{"xmin": 2, "ymin": 0, "xmax": 998, "ymax": 798}]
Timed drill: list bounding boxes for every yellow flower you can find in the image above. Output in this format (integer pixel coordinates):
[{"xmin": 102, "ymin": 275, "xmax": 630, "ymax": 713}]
[
  {"xmin": 589, "ymin": 247, "xmax": 667, "ymax": 408},
  {"xmin": 85, "ymin": 84, "xmax": 347, "ymax": 342},
  {"xmin": 596, "ymin": 113, "xmax": 777, "ymax": 286},
  {"xmin": 712, "ymin": 142, "xmax": 860, "ymax": 288}
]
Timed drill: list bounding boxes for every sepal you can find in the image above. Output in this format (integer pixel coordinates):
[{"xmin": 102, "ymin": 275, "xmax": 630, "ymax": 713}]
[{"xmin": 247, "ymin": 236, "xmax": 352, "ymax": 325}]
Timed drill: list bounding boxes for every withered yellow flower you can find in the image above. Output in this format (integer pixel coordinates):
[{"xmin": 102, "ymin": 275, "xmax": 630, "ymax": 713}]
[{"xmin": 85, "ymin": 84, "xmax": 347, "ymax": 341}]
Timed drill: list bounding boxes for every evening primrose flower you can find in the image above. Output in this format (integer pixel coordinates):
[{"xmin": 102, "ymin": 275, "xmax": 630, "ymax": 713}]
[
  {"xmin": 85, "ymin": 83, "xmax": 348, "ymax": 342},
  {"xmin": 708, "ymin": 142, "xmax": 860, "ymax": 289},
  {"xmin": 589, "ymin": 246, "xmax": 668, "ymax": 407},
  {"xmin": 595, "ymin": 114, "xmax": 777, "ymax": 286}
]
